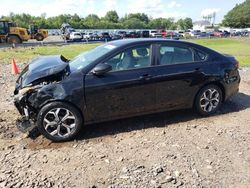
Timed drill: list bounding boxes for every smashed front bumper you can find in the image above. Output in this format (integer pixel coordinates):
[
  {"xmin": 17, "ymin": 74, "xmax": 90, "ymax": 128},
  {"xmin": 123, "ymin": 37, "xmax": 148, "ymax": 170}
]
[{"xmin": 14, "ymin": 95, "xmax": 35, "ymax": 133}]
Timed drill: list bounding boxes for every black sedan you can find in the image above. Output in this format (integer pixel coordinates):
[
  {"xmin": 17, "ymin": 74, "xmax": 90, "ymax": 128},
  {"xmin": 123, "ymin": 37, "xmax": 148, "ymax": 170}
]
[{"xmin": 14, "ymin": 39, "xmax": 240, "ymax": 141}]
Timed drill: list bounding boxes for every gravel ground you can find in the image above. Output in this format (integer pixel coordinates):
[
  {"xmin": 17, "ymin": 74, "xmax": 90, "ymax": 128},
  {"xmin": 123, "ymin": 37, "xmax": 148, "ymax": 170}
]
[{"xmin": 0, "ymin": 63, "xmax": 250, "ymax": 188}]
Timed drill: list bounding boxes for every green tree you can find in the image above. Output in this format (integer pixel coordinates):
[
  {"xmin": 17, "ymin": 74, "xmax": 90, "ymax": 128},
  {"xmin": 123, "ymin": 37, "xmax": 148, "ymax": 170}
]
[
  {"xmin": 222, "ymin": 0, "xmax": 250, "ymax": 28},
  {"xmin": 148, "ymin": 18, "xmax": 174, "ymax": 29},
  {"xmin": 177, "ymin": 17, "xmax": 193, "ymax": 30},
  {"xmin": 127, "ymin": 13, "xmax": 149, "ymax": 23},
  {"xmin": 105, "ymin": 10, "xmax": 119, "ymax": 23},
  {"xmin": 123, "ymin": 18, "xmax": 146, "ymax": 29}
]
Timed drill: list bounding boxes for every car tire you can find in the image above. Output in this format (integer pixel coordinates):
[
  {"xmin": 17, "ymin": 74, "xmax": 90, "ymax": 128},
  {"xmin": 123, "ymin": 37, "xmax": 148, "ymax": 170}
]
[
  {"xmin": 195, "ymin": 85, "xmax": 223, "ymax": 116},
  {"xmin": 37, "ymin": 102, "xmax": 83, "ymax": 142}
]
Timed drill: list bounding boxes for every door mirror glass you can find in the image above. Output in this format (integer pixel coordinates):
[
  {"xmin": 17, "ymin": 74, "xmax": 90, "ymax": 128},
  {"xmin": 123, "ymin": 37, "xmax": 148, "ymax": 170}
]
[{"xmin": 93, "ymin": 63, "xmax": 112, "ymax": 75}]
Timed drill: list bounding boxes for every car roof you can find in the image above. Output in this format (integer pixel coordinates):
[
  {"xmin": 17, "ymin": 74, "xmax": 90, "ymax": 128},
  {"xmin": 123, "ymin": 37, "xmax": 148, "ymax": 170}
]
[
  {"xmin": 107, "ymin": 38, "xmax": 221, "ymax": 57},
  {"xmin": 108, "ymin": 38, "xmax": 194, "ymax": 47}
]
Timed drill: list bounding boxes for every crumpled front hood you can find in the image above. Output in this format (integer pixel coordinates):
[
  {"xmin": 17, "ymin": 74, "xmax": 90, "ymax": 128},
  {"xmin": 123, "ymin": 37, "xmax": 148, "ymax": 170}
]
[{"xmin": 15, "ymin": 55, "xmax": 69, "ymax": 90}]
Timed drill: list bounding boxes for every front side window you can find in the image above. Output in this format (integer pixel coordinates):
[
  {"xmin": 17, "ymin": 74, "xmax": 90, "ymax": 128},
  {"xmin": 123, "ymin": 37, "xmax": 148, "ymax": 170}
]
[
  {"xmin": 69, "ymin": 43, "xmax": 117, "ymax": 71},
  {"xmin": 104, "ymin": 45, "xmax": 151, "ymax": 71},
  {"xmin": 160, "ymin": 45, "xmax": 194, "ymax": 65}
]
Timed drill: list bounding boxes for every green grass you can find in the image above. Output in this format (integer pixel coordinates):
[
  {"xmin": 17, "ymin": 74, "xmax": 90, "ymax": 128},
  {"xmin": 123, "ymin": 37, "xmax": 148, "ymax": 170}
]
[
  {"xmin": 0, "ymin": 38, "xmax": 249, "ymax": 66},
  {"xmin": 188, "ymin": 37, "xmax": 250, "ymax": 67},
  {"xmin": 0, "ymin": 43, "xmax": 100, "ymax": 64}
]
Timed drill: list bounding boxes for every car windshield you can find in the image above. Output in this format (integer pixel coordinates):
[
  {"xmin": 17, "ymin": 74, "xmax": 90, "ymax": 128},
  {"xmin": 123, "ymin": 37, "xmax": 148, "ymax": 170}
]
[{"xmin": 69, "ymin": 44, "xmax": 117, "ymax": 71}]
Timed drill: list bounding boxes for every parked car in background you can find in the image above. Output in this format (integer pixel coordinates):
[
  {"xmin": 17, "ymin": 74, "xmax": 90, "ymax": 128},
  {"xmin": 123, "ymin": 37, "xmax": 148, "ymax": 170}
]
[
  {"xmin": 137, "ymin": 30, "xmax": 150, "ymax": 38},
  {"xmin": 14, "ymin": 38, "xmax": 240, "ymax": 141},
  {"xmin": 125, "ymin": 31, "xmax": 139, "ymax": 38},
  {"xmin": 83, "ymin": 32, "xmax": 93, "ymax": 39},
  {"xmin": 69, "ymin": 32, "xmax": 82, "ymax": 41},
  {"xmin": 118, "ymin": 31, "xmax": 127, "ymax": 38},
  {"xmin": 100, "ymin": 32, "xmax": 111, "ymax": 39},
  {"xmin": 91, "ymin": 32, "xmax": 100, "ymax": 40},
  {"xmin": 149, "ymin": 30, "xmax": 158, "ymax": 37},
  {"xmin": 211, "ymin": 31, "xmax": 224, "ymax": 37},
  {"xmin": 111, "ymin": 34, "xmax": 122, "ymax": 40}
]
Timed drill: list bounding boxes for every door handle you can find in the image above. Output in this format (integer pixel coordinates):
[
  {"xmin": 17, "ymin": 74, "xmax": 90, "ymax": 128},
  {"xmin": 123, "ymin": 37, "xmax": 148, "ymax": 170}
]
[{"xmin": 139, "ymin": 74, "xmax": 153, "ymax": 81}]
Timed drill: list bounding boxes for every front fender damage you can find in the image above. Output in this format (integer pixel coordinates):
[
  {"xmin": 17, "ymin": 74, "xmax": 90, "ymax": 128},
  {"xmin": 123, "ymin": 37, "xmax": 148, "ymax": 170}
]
[{"xmin": 14, "ymin": 83, "xmax": 66, "ymax": 133}]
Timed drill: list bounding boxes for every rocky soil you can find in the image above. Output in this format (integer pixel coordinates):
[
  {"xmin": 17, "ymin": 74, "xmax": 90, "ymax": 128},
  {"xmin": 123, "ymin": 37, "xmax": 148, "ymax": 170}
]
[{"xmin": 0, "ymin": 63, "xmax": 250, "ymax": 188}]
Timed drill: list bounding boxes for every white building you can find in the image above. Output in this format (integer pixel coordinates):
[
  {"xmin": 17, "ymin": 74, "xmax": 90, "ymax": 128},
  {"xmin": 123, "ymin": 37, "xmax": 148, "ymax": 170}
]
[{"xmin": 192, "ymin": 20, "xmax": 211, "ymax": 31}]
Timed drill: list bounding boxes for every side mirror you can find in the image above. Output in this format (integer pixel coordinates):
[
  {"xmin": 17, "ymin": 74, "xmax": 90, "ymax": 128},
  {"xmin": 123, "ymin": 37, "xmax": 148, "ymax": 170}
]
[{"xmin": 93, "ymin": 63, "xmax": 112, "ymax": 76}]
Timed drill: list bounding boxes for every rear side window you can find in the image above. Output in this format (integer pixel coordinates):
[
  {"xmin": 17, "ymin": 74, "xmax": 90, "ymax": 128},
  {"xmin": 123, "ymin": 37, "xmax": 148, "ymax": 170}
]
[
  {"xmin": 159, "ymin": 45, "xmax": 194, "ymax": 65},
  {"xmin": 194, "ymin": 49, "xmax": 208, "ymax": 61}
]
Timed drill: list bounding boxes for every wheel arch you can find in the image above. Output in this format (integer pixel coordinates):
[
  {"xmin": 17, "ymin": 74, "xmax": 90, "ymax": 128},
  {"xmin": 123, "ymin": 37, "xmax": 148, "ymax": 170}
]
[{"xmin": 193, "ymin": 81, "xmax": 226, "ymax": 107}]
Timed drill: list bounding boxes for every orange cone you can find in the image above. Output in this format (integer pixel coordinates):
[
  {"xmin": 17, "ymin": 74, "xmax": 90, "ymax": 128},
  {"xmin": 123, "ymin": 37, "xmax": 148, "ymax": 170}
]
[{"xmin": 11, "ymin": 58, "xmax": 20, "ymax": 75}]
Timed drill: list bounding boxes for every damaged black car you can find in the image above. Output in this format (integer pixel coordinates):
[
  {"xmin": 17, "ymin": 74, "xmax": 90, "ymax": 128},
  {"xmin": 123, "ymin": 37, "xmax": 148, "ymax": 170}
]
[{"xmin": 14, "ymin": 39, "xmax": 240, "ymax": 141}]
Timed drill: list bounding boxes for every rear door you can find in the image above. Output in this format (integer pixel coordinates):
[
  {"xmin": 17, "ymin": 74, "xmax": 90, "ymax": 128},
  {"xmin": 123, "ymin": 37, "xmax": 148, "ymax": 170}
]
[
  {"xmin": 153, "ymin": 42, "xmax": 209, "ymax": 110},
  {"xmin": 84, "ymin": 44, "xmax": 157, "ymax": 123}
]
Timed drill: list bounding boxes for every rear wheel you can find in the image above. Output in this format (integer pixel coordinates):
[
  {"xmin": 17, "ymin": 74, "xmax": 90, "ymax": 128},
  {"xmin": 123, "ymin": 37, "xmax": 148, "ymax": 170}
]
[
  {"xmin": 7, "ymin": 35, "xmax": 22, "ymax": 44},
  {"xmin": 195, "ymin": 85, "xmax": 222, "ymax": 116},
  {"xmin": 37, "ymin": 102, "xmax": 83, "ymax": 142},
  {"xmin": 35, "ymin": 34, "xmax": 44, "ymax": 41}
]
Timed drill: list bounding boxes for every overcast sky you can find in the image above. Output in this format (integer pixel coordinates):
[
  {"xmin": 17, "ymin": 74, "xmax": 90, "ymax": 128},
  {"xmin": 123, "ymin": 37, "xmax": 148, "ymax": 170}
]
[{"xmin": 0, "ymin": 0, "xmax": 245, "ymax": 23}]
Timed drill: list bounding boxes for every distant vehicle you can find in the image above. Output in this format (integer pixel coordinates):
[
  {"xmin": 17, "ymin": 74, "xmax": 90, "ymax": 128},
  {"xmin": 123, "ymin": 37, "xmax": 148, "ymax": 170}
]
[
  {"xmin": 232, "ymin": 30, "xmax": 249, "ymax": 37},
  {"xmin": 14, "ymin": 39, "xmax": 240, "ymax": 141},
  {"xmin": 28, "ymin": 24, "xmax": 48, "ymax": 41},
  {"xmin": 0, "ymin": 20, "xmax": 30, "ymax": 44},
  {"xmin": 180, "ymin": 32, "xmax": 192, "ymax": 38},
  {"xmin": 137, "ymin": 30, "xmax": 150, "ymax": 38},
  {"xmin": 165, "ymin": 31, "xmax": 181, "ymax": 39},
  {"xmin": 69, "ymin": 32, "xmax": 82, "ymax": 41},
  {"xmin": 149, "ymin": 30, "xmax": 158, "ymax": 37},
  {"xmin": 211, "ymin": 31, "xmax": 224, "ymax": 37},
  {"xmin": 117, "ymin": 31, "xmax": 127, "ymax": 38},
  {"xmin": 100, "ymin": 32, "xmax": 111, "ymax": 39},
  {"xmin": 83, "ymin": 32, "xmax": 93, "ymax": 39},
  {"xmin": 60, "ymin": 23, "xmax": 75, "ymax": 40},
  {"xmin": 125, "ymin": 31, "xmax": 139, "ymax": 38},
  {"xmin": 110, "ymin": 34, "xmax": 122, "ymax": 40},
  {"xmin": 92, "ymin": 32, "xmax": 100, "ymax": 40}
]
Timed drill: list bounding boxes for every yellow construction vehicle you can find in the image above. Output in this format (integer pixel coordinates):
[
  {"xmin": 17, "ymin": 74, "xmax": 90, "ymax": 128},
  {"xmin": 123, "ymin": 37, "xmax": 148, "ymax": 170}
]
[
  {"xmin": 29, "ymin": 24, "xmax": 48, "ymax": 41},
  {"xmin": 0, "ymin": 20, "xmax": 30, "ymax": 44}
]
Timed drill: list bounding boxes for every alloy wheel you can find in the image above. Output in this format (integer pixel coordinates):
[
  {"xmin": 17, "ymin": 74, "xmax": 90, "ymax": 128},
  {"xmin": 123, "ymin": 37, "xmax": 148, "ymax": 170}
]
[
  {"xmin": 43, "ymin": 108, "xmax": 76, "ymax": 138},
  {"xmin": 200, "ymin": 88, "xmax": 220, "ymax": 112}
]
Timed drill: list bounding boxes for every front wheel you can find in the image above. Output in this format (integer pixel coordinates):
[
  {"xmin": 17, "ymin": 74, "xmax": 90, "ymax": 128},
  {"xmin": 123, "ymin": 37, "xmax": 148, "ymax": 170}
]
[
  {"xmin": 195, "ymin": 85, "xmax": 223, "ymax": 116},
  {"xmin": 37, "ymin": 102, "xmax": 83, "ymax": 142}
]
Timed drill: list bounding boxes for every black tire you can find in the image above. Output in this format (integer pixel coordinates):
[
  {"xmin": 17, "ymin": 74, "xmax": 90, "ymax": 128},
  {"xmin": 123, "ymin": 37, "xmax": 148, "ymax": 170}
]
[
  {"xmin": 195, "ymin": 84, "xmax": 223, "ymax": 116},
  {"xmin": 37, "ymin": 102, "xmax": 83, "ymax": 142},
  {"xmin": 7, "ymin": 35, "xmax": 22, "ymax": 44},
  {"xmin": 35, "ymin": 34, "xmax": 44, "ymax": 41}
]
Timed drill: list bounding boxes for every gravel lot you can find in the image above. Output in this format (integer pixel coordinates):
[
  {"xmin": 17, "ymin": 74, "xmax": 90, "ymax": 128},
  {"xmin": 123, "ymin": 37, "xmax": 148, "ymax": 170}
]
[{"xmin": 0, "ymin": 63, "xmax": 250, "ymax": 188}]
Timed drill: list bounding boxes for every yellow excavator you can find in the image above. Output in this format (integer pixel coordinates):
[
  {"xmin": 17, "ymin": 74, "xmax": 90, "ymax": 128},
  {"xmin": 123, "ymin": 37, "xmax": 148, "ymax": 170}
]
[
  {"xmin": 28, "ymin": 24, "xmax": 48, "ymax": 41},
  {"xmin": 0, "ymin": 20, "xmax": 30, "ymax": 44},
  {"xmin": 0, "ymin": 20, "xmax": 48, "ymax": 44}
]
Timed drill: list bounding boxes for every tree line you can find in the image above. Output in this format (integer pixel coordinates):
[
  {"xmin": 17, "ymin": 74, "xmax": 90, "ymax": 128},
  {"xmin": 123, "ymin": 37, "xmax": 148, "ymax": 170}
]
[
  {"xmin": 222, "ymin": 0, "xmax": 250, "ymax": 28},
  {"xmin": 1, "ymin": 11, "xmax": 193, "ymax": 30},
  {"xmin": 1, "ymin": 0, "xmax": 249, "ymax": 30}
]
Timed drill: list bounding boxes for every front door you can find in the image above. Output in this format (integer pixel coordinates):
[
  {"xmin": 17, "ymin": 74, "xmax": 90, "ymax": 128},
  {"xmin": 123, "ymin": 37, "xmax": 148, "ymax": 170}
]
[{"xmin": 84, "ymin": 44, "xmax": 157, "ymax": 123}]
